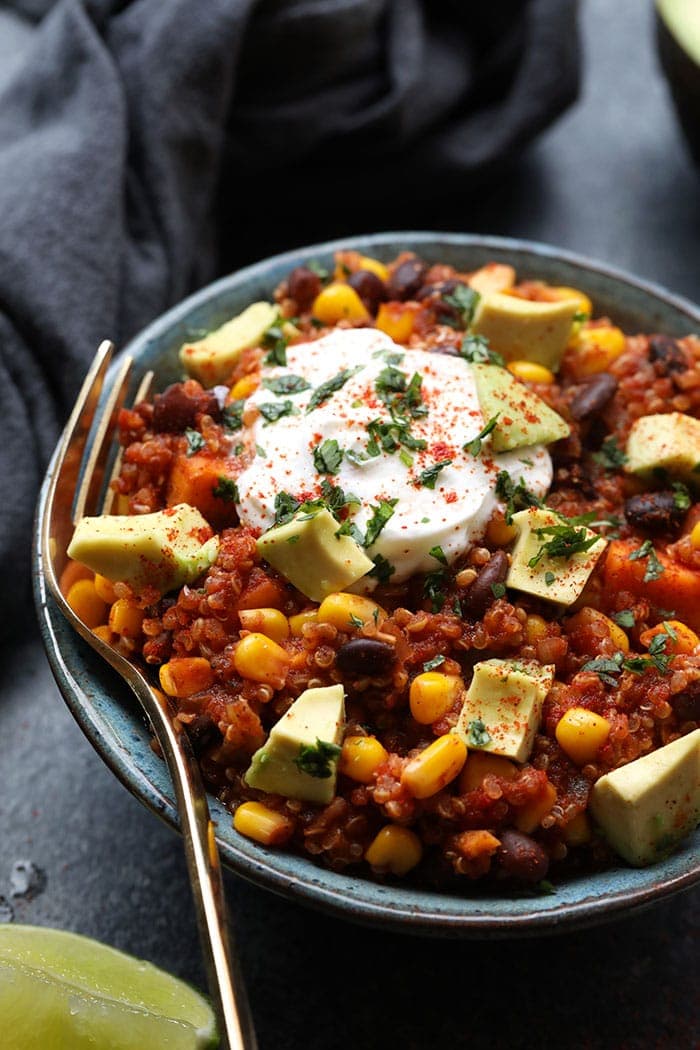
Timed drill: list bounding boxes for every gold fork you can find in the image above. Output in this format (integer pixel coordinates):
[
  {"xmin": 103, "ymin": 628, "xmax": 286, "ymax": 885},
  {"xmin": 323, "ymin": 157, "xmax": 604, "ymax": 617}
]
[{"xmin": 37, "ymin": 340, "xmax": 257, "ymax": 1050}]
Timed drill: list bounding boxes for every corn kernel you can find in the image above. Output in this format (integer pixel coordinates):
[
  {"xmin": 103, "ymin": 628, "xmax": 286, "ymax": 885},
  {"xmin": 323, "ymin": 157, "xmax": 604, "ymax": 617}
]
[
  {"xmin": 551, "ymin": 286, "xmax": 592, "ymax": 317},
  {"xmin": 691, "ymin": 521, "xmax": 700, "ymax": 550},
  {"xmin": 93, "ymin": 573, "xmax": 117, "ymax": 604},
  {"xmin": 59, "ymin": 560, "xmax": 93, "ymax": 597},
  {"xmin": 312, "ymin": 282, "xmax": 368, "ymax": 324},
  {"xmin": 159, "ymin": 657, "xmax": 215, "ymax": 698},
  {"xmin": 238, "ymin": 608, "xmax": 290, "ymax": 644},
  {"xmin": 458, "ymin": 751, "xmax": 517, "ymax": 793},
  {"xmin": 288, "ymin": 609, "xmax": 318, "ymax": 637},
  {"xmin": 601, "ymin": 613, "xmax": 630, "ymax": 653},
  {"xmin": 514, "ymin": 781, "xmax": 557, "ymax": 833},
  {"xmin": 339, "ymin": 735, "xmax": 388, "ymax": 783},
  {"xmin": 402, "ymin": 734, "xmax": 467, "ymax": 799},
  {"xmin": 409, "ymin": 672, "xmax": 464, "ymax": 725},
  {"xmin": 357, "ymin": 255, "xmax": 389, "ymax": 283},
  {"xmin": 66, "ymin": 578, "xmax": 108, "ymax": 629},
  {"xmin": 569, "ymin": 325, "xmax": 626, "ymax": 378},
  {"xmin": 563, "ymin": 810, "xmax": 592, "ymax": 846},
  {"xmin": 108, "ymin": 598, "xmax": 145, "ymax": 639},
  {"xmin": 317, "ymin": 592, "xmax": 385, "ymax": 631},
  {"xmin": 233, "ymin": 801, "xmax": 294, "ymax": 846},
  {"xmin": 640, "ymin": 620, "xmax": 700, "ymax": 655},
  {"xmin": 92, "ymin": 625, "xmax": 113, "ymax": 645},
  {"xmin": 230, "ymin": 374, "xmax": 259, "ymax": 400},
  {"xmin": 485, "ymin": 516, "xmax": 519, "ymax": 547},
  {"xmin": 234, "ymin": 632, "xmax": 290, "ymax": 687},
  {"xmin": 365, "ymin": 825, "xmax": 423, "ymax": 875},
  {"xmin": 507, "ymin": 360, "xmax": 555, "ymax": 385},
  {"xmin": 375, "ymin": 302, "xmax": 417, "ymax": 343},
  {"xmin": 555, "ymin": 707, "xmax": 611, "ymax": 766},
  {"xmin": 525, "ymin": 614, "xmax": 548, "ymax": 644}
]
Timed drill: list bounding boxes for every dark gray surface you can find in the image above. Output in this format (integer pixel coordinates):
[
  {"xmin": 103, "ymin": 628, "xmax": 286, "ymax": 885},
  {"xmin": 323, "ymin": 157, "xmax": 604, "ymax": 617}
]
[{"xmin": 3, "ymin": 1, "xmax": 699, "ymax": 1048}]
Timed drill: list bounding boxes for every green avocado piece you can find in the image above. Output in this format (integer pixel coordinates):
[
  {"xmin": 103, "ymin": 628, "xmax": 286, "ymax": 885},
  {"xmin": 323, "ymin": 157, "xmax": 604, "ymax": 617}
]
[
  {"xmin": 244, "ymin": 684, "xmax": 345, "ymax": 804},
  {"xmin": 256, "ymin": 508, "xmax": 373, "ymax": 602},
  {"xmin": 179, "ymin": 301, "xmax": 278, "ymax": 387},
  {"xmin": 471, "ymin": 292, "xmax": 579, "ymax": 371},
  {"xmin": 453, "ymin": 658, "xmax": 554, "ymax": 763},
  {"xmin": 67, "ymin": 503, "xmax": 219, "ymax": 595},
  {"xmin": 471, "ymin": 363, "xmax": 570, "ymax": 452},
  {"xmin": 590, "ymin": 728, "xmax": 700, "ymax": 866},
  {"xmin": 506, "ymin": 507, "xmax": 608, "ymax": 606},
  {"xmin": 625, "ymin": 411, "xmax": 700, "ymax": 481}
]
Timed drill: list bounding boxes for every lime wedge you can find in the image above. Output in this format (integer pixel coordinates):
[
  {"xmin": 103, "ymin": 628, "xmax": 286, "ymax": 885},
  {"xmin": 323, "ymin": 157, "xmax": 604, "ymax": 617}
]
[{"xmin": 0, "ymin": 925, "xmax": 218, "ymax": 1050}]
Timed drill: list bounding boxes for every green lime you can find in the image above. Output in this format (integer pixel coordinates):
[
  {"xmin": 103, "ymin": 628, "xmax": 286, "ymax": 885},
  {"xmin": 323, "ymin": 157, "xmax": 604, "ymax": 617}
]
[{"xmin": 0, "ymin": 924, "xmax": 218, "ymax": 1049}]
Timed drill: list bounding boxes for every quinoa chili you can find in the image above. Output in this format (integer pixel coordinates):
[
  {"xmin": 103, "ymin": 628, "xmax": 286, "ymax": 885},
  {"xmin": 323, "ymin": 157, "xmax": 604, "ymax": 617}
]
[{"xmin": 64, "ymin": 249, "xmax": 700, "ymax": 890}]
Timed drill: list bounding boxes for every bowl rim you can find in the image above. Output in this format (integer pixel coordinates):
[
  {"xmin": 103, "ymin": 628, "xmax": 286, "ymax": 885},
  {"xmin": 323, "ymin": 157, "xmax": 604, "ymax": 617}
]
[{"xmin": 33, "ymin": 231, "xmax": 700, "ymax": 937}]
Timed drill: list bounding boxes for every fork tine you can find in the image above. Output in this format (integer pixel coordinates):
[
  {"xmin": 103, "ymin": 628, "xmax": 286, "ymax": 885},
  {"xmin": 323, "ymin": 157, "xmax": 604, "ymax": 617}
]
[
  {"xmin": 100, "ymin": 369, "xmax": 154, "ymax": 515},
  {"xmin": 72, "ymin": 354, "xmax": 133, "ymax": 524}
]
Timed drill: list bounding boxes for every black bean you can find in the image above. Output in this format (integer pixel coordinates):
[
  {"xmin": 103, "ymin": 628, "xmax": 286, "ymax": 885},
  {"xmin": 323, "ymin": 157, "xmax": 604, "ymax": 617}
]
[
  {"xmin": 497, "ymin": 830, "xmax": 550, "ymax": 883},
  {"xmin": 624, "ymin": 491, "xmax": 685, "ymax": 533},
  {"xmin": 152, "ymin": 383, "xmax": 221, "ymax": 432},
  {"xmin": 335, "ymin": 638, "xmax": 396, "ymax": 676},
  {"xmin": 671, "ymin": 687, "xmax": 700, "ymax": 723},
  {"xmin": 287, "ymin": 266, "xmax": 322, "ymax": 311},
  {"xmin": 462, "ymin": 551, "xmax": 509, "ymax": 620},
  {"xmin": 569, "ymin": 373, "xmax": 618, "ymax": 421},
  {"xmin": 416, "ymin": 279, "xmax": 460, "ymax": 301},
  {"xmin": 387, "ymin": 257, "xmax": 428, "ymax": 300},
  {"xmin": 347, "ymin": 269, "xmax": 387, "ymax": 315},
  {"xmin": 186, "ymin": 714, "xmax": 219, "ymax": 756},
  {"xmin": 648, "ymin": 334, "xmax": 687, "ymax": 376}
]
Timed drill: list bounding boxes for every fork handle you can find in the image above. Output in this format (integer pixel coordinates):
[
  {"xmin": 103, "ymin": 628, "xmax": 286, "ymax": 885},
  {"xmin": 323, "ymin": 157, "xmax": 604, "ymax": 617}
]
[{"xmin": 132, "ymin": 677, "xmax": 257, "ymax": 1050}]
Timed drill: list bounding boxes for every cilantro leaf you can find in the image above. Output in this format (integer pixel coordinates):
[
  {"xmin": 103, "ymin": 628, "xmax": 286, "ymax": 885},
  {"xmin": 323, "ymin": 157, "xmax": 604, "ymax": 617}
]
[
  {"xmin": 528, "ymin": 523, "xmax": 600, "ymax": 568},
  {"xmin": 313, "ymin": 438, "xmax": 344, "ymax": 475},
  {"xmin": 222, "ymin": 399, "xmax": 246, "ymax": 432},
  {"xmin": 440, "ymin": 285, "xmax": 480, "ymax": 329},
  {"xmin": 307, "ymin": 367, "xmax": 362, "ymax": 412},
  {"xmin": 423, "ymin": 654, "xmax": 446, "ymax": 672},
  {"xmin": 369, "ymin": 554, "xmax": 395, "ymax": 583},
  {"xmin": 307, "ymin": 259, "xmax": 330, "ymax": 282},
  {"xmin": 612, "ymin": 609, "xmax": 635, "ymax": 629},
  {"xmin": 294, "ymin": 738, "xmax": 341, "ymax": 778},
  {"xmin": 466, "ymin": 719, "xmax": 492, "ymax": 747},
  {"xmin": 581, "ymin": 653, "xmax": 624, "ymax": 687},
  {"xmin": 212, "ymin": 477, "xmax": 239, "ymax": 503},
  {"xmin": 258, "ymin": 400, "xmax": 298, "ymax": 425},
  {"xmin": 263, "ymin": 319, "xmax": 289, "ymax": 366},
  {"xmin": 459, "ymin": 334, "xmax": 506, "ymax": 367},
  {"xmin": 364, "ymin": 499, "xmax": 399, "ymax": 547},
  {"xmin": 416, "ymin": 459, "xmax": 452, "ymax": 490},
  {"xmin": 628, "ymin": 539, "xmax": 665, "ymax": 582},
  {"xmin": 429, "ymin": 545, "xmax": 448, "ymax": 565},
  {"xmin": 465, "ymin": 414, "xmax": 500, "ymax": 457},
  {"xmin": 494, "ymin": 472, "xmax": 544, "ymax": 524},
  {"xmin": 185, "ymin": 428, "xmax": 205, "ymax": 456},
  {"xmin": 672, "ymin": 482, "xmax": 692, "ymax": 512},
  {"xmin": 261, "ymin": 374, "xmax": 310, "ymax": 396},
  {"xmin": 593, "ymin": 437, "xmax": 627, "ymax": 471},
  {"xmin": 423, "ymin": 569, "xmax": 450, "ymax": 612}
]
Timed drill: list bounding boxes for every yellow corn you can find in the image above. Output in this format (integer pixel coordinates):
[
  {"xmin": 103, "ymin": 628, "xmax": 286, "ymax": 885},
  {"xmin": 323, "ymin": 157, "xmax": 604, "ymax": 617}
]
[
  {"xmin": 59, "ymin": 559, "xmax": 93, "ymax": 596},
  {"xmin": 507, "ymin": 360, "xmax": 555, "ymax": 385},
  {"xmin": 525, "ymin": 614, "xmax": 548, "ymax": 644},
  {"xmin": 317, "ymin": 592, "xmax": 385, "ymax": 632},
  {"xmin": 108, "ymin": 598, "xmax": 145, "ymax": 639},
  {"xmin": 230, "ymin": 374, "xmax": 259, "ymax": 400},
  {"xmin": 159, "ymin": 657, "xmax": 215, "ymax": 698},
  {"xmin": 238, "ymin": 608, "xmax": 290, "ymax": 644},
  {"xmin": 66, "ymin": 578, "xmax": 108, "ymax": 629},
  {"xmin": 339, "ymin": 735, "xmax": 388, "ymax": 783},
  {"xmin": 401, "ymin": 734, "xmax": 467, "ymax": 799},
  {"xmin": 312, "ymin": 282, "xmax": 368, "ymax": 324},
  {"xmin": 555, "ymin": 707, "xmax": 611, "ymax": 765},
  {"xmin": 375, "ymin": 302, "xmax": 417, "ymax": 343},
  {"xmin": 409, "ymin": 672, "xmax": 464, "ymax": 725},
  {"xmin": 485, "ymin": 516, "xmax": 519, "ymax": 547},
  {"xmin": 288, "ymin": 609, "xmax": 318, "ymax": 637},
  {"xmin": 640, "ymin": 620, "xmax": 700, "ymax": 655},
  {"xmin": 92, "ymin": 573, "xmax": 117, "ymax": 604},
  {"xmin": 233, "ymin": 801, "xmax": 294, "ymax": 846},
  {"xmin": 92, "ymin": 625, "xmax": 113, "ymax": 644},
  {"xmin": 357, "ymin": 255, "xmax": 389, "ymax": 283},
  {"xmin": 514, "ymin": 781, "xmax": 557, "ymax": 833},
  {"xmin": 552, "ymin": 285, "xmax": 592, "ymax": 317},
  {"xmin": 601, "ymin": 613, "xmax": 630, "ymax": 653},
  {"xmin": 563, "ymin": 811, "xmax": 592, "ymax": 846},
  {"xmin": 365, "ymin": 825, "xmax": 423, "ymax": 875},
  {"xmin": 234, "ymin": 632, "xmax": 290, "ymax": 687},
  {"xmin": 569, "ymin": 325, "xmax": 626, "ymax": 378},
  {"xmin": 458, "ymin": 751, "xmax": 517, "ymax": 793}
]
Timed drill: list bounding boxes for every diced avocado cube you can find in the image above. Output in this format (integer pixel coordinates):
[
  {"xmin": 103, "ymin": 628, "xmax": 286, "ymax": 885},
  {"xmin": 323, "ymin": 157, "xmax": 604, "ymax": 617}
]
[
  {"xmin": 590, "ymin": 729, "xmax": 700, "ymax": 866},
  {"xmin": 471, "ymin": 292, "xmax": 580, "ymax": 371},
  {"xmin": 67, "ymin": 503, "xmax": 219, "ymax": 595},
  {"xmin": 257, "ymin": 508, "xmax": 373, "ymax": 602},
  {"xmin": 471, "ymin": 363, "xmax": 570, "ymax": 452},
  {"xmin": 453, "ymin": 658, "xmax": 554, "ymax": 763},
  {"xmin": 625, "ymin": 412, "xmax": 700, "ymax": 482},
  {"xmin": 506, "ymin": 508, "xmax": 607, "ymax": 606},
  {"xmin": 179, "ymin": 302, "xmax": 278, "ymax": 386},
  {"xmin": 245, "ymin": 684, "xmax": 345, "ymax": 804}
]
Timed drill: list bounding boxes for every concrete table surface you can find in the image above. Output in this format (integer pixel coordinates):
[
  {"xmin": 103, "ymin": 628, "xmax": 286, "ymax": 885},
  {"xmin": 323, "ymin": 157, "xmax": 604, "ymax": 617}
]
[{"xmin": 3, "ymin": 2, "xmax": 698, "ymax": 1048}]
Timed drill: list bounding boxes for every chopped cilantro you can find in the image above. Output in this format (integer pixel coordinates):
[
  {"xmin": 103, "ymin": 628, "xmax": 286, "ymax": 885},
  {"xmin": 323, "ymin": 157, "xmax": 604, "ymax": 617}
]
[
  {"xmin": 429, "ymin": 545, "xmax": 448, "ymax": 565},
  {"xmin": 313, "ymin": 438, "xmax": 344, "ymax": 475},
  {"xmin": 319, "ymin": 478, "xmax": 360, "ymax": 517},
  {"xmin": 256, "ymin": 444, "xmax": 266, "ymax": 458},
  {"xmin": 467, "ymin": 719, "xmax": 492, "ymax": 747},
  {"xmin": 494, "ymin": 472, "xmax": 543, "ymax": 524},
  {"xmin": 373, "ymin": 365, "xmax": 426, "ymax": 419},
  {"xmin": 348, "ymin": 614, "xmax": 365, "ymax": 629},
  {"xmin": 593, "ymin": 437, "xmax": 627, "ymax": 471},
  {"xmin": 294, "ymin": 738, "xmax": 341, "ymax": 778},
  {"xmin": 491, "ymin": 582, "xmax": 506, "ymax": 599},
  {"xmin": 612, "ymin": 609, "xmax": 636, "ymax": 629},
  {"xmin": 222, "ymin": 399, "xmax": 246, "ymax": 432},
  {"xmin": 258, "ymin": 400, "xmax": 298, "ymax": 425},
  {"xmin": 572, "ymin": 310, "xmax": 589, "ymax": 324},
  {"xmin": 307, "ymin": 367, "xmax": 362, "ymax": 412},
  {"xmin": 366, "ymin": 416, "xmax": 427, "ymax": 458},
  {"xmin": 416, "ymin": 459, "xmax": 452, "ymax": 490},
  {"xmin": 581, "ymin": 653, "xmax": 624, "ymax": 686},
  {"xmin": 440, "ymin": 285, "xmax": 480, "ymax": 329},
  {"xmin": 233, "ymin": 443, "xmax": 245, "ymax": 455},
  {"xmin": 399, "ymin": 448, "xmax": 414, "ymax": 467},
  {"xmin": 261, "ymin": 374, "xmax": 310, "ymax": 396},
  {"xmin": 465, "ymin": 414, "xmax": 500, "ymax": 457},
  {"xmin": 364, "ymin": 499, "xmax": 399, "ymax": 547},
  {"xmin": 307, "ymin": 259, "xmax": 330, "ymax": 282},
  {"xmin": 369, "ymin": 554, "xmax": 395, "ymax": 583},
  {"xmin": 459, "ymin": 334, "xmax": 506, "ymax": 367},
  {"xmin": 274, "ymin": 491, "xmax": 302, "ymax": 526},
  {"xmin": 628, "ymin": 539, "xmax": 665, "ymax": 582},
  {"xmin": 423, "ymin": 654, "xmax": 446, "ymax": 672},
  {"xmin": 185, "ymin": 428, "xmax": 205, "ymax": 456},
  {"xmin": 544, "ymin": 571, "xmax": 556, "ymax": 587},
  {"xmin": 263, "ymin": 319, "xmax": 289, "ymax": 366},
  {"xmin": 672, "ymin": 482, "xmax": 692, "ymax": 512},
  {"xmin": 212, "ymin": 477, "xmax": 239, "ymax": 502},
  {"xmin": 528, "ymin": 522, "xmax": 600, "ymax": 568},
  {"xmin": 423, "ymin": 569, "xmax": 449, "ymax": 612}
]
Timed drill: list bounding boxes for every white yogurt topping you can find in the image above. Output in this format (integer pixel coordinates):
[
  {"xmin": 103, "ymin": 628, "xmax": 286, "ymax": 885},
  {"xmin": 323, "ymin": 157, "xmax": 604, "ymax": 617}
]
[{"xmin": 234, "ymin": 328, "xmax": 552, "ymax": 585}]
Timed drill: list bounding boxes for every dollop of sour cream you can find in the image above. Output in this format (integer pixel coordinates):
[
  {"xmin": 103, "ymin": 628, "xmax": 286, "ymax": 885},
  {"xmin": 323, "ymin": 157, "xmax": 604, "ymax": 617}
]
[{"xmin": 234, "ymin": 328, "xmax": 551, "ymax": 584}]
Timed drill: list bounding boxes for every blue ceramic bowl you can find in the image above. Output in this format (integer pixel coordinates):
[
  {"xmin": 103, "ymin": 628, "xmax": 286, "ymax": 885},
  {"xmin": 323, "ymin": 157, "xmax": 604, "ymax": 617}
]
[{"xmin": 34, "ymin": 233, "xmax": 700, "ymax": 936}]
